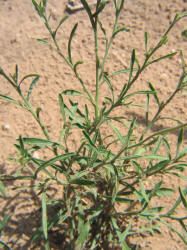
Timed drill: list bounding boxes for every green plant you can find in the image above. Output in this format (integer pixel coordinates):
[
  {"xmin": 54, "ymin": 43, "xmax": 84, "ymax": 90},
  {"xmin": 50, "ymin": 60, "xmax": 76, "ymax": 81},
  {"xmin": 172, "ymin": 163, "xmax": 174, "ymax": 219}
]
[
  {"xmin": 0, "ymin": 181, "xmax": 11, "ymax": 250},
  {"xmin": 0, "ymin": 0, "xmax": 187, "ymax": 249}
]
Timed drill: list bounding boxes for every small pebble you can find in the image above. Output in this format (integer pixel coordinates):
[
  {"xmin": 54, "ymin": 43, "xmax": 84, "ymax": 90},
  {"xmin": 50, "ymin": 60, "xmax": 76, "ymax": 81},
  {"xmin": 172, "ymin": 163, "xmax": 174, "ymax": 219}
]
[
  {"xmin": 32, "ymin": 151, "xmax": 39, "ymax": 158},
  {"xmin": 1, "ymin": 124, "xmax": 10, "ymax": 131}
]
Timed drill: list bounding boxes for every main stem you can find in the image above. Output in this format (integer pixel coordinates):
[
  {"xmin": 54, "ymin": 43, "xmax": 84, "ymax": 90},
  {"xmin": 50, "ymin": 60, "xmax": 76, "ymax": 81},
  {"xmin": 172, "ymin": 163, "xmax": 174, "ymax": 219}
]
[{"xmin": 95, "ymin": 23, "xmax": 99, "ymax": 120}]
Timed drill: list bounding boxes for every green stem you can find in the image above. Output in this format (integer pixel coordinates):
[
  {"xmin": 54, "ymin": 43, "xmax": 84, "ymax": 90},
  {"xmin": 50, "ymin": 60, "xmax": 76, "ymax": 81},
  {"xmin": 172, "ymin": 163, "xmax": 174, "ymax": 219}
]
[
  {"xmin": 20, "ymin": 93, "xmax": 51, "ymax": 140},
  {"xmin": 140, "ymin": 72, "xmax": 186, "ymax": 140},
  {"xmin": 94, "ymin": 20, "xmax": 99, "ymax": 119},
  {"xmin": 43, "ymin": 18, "xmax": 95, "ymax": 107},
  {"xmin": 98, "ymin": 122, "xmax": 187, "ymax": 170},
  {"xmin": 99, "ymin": 14, "xmax": 119, "ymax": 81}
]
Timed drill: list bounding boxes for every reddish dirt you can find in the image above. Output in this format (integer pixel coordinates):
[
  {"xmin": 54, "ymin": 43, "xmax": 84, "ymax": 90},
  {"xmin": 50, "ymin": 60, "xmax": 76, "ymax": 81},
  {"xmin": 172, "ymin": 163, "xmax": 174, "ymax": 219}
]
[{"xmin": 0, "ymin": 0, "xmax": 187, "ymax": 249}]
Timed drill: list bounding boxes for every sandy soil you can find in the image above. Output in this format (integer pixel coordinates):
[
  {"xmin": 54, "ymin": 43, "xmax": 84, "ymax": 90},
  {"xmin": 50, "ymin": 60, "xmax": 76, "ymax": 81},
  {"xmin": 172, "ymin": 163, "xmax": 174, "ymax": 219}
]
[{"xmin": 0, "ymin": 0, "xmax": 187, "ymax": 249}]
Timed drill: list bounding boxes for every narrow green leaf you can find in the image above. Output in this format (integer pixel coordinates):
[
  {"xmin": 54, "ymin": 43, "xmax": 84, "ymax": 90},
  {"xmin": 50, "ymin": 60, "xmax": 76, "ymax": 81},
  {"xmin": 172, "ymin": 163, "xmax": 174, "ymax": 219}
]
[
  {"xmin": 162, "ymin": 137, "xmax": 172, "ymax": 160},
  {"xmin": 71, "ymin": 170, "xmax": 89, "ymax": 180},
  {"xmin": 36, "ymin": 38, "xmax": 48, "ymax": 44},
  {"xmin": 111, "ymin": 176, "xmax": 119, "ymax": 204},
  {"xmin": 62, "ymin": 89, "xmax": 84, "ymax": 97},
  {"xmin": 148, "ymin": 181, "xmax": 162, "ymax": 200},
  {"xmin": 124, "ymin": 90, "xmax": 155, "ymax": 100},
  {"xmin": 84, "ymin": 104, "xmax": 89, "ymax": 120},
  {"xmin": 128, "ymin": 49, "xmax": 135, "ymax": 83},
  {"xmin": 158, "ymin": 36, "xmax": 168, "ymax": 47},
  {"xmin": 113, "ymin": 0, "xmax": 118, "ymax": 12},
  {"xmin": 42, "ymin": 191, "xmax": 48, "ymax": 241},
  {"xmin": 179, "ymin": 220, "xmax": 187, "ymax": 238},
  {"xmin": 42, "ymin": 0, "xmax": 47, "ymax": 9},
  {"xmin": 19, "ymin": 73, "xmax": 39, "ymax": 86},
  {"xmin": 18, "ymin": 135, "xmax": 24, "ymax": 154},
  {"xmin": 148, "ymin": 52, "xmax": 177, "ymax": 65},
  {"xmin": 113, "ymin": 26, "xmax": 130, "ymax": 38},
  {"xmin": 160, "ymin": 219, "xmax": 187, "ymax": 245},
  {"xmin": 155, "ymin": 188, "xmax": 174, "ymax": 196},
  {"xmin": 0, "ymin": 94, "xmax": 22, "ymax": 106},
  {"xmin": 89, "ymin": 209, "xmax": 103, "ymax": 224},
  {"xmin": 120, "ymin": 220, "xmax": 132, "ymax": 243},
  {"xmin": 132, "ymin": 160, "xmax": 143, "ymax": 176},
  {"xmin": 149, "ymin": 206, "xmax": 165, "ymax": 213},
  {"xmin": 59, "ymin": 94, "xmax": 66, "ymax": 124},
  {"xmin": 145, "ymin": 32, "xmax": 148, "ymax": 54},
  {"xmin": 73, "ymin": 61, "xmax": 84, "ymax": 73},
  {"xmin": 70, "ymin": 178, "xmax": 95, "ymax": 185},
  {"xmin": 118, "ymin": 0, "xmax": 125, "ymax": 13},
  {"xmin": 68, "ymin": 23, "xmax": 78, "ymax": 63},
  {"xmin": 104, "ymin": 96, "xmax": 113, "ymax": 104},
  {"xmin": 175, "ymin": 128, "xmax": 184, "ymax": 159},
  {"xmin": 53, "ymin": 15, "xmax": 69, "ymax": 38},
  {"xmin": 111, "ymin": 217, "xmax": 131, "ymax": 250},
  {"xmin": 64, "ymin": 106, "xmax": 82, "ymax": 124},
  {"xmin": 139, "ymin": 179, "xmax": 149, "ymax": 203},
  {"xmin": 177, "ymin": 146, "xmax": 187, "ymax": 160},
  {"xmin": 98, "ymin": 20, "xmax": 107, "ymax": 42},
  {"xmin": 146, "ymin": 160, "xmax": 170, "ymax": 175},
  {"xmin": 152, "ymin": 136, "xmax": 162, "ymax": 155},
  {"xmin": 76, "ymin": 221, "xmax": 90, "ymax": 248},
  {"xmin": 92, "ymin": 0, "xmax": 106, "ymax": 17},
  {"xmin": 171, "ymin": 172, "xmax": 187, "ymax": 181},
  {"xmin": 34, "ymin": 153, "xmax": 74, "ymax": 177},
  {"xmin": 20, "ymin": 137, "xmax": 64, "ymax": 149},
  {"xmin": 145, "ymin": 93, "xmax": 149, "ymax": 126},
  {"xmin": 148, "ymin": 82, "xmax": 159, "ymax": 106},
  {"xmin": 83, "ymin": 130, "xmax": 97, "ymax": 149},
  {"xmin": 142, "ymin": 155, "xmax": 168, "ymax": 160},
  {"xmin": 179, "ymin": 50, "xmax": 185, "ymax": 77},
  {"xmin": 103, "ymin": 73, "xmax": 114, "ymax": 103},
  {"xmin": 0, "ymin": 213, "xmax": 11, "ymax": 232},
  {"xmin": 32, "ymin": 0, "xmax": 41, "ymax": 17},
  {"xmin": 27, "ymin": 75, "xmax": 40, "ymax": 101},
  {"xmin": 111, "ymin": 68, "xmax": 137, "ymax": 78},
  {"xmin": 181, "ymin": 29, "xmax": 187, "ymax": 38},
  {"xmin": 80, "ymin": 0, "xmax": 95, "ymax": 28},
  {"xmin": 115, "ymin": 196, "xmax": 133, "ymax": 203},
  {"xmin": 14, "ymin": 64, "xmax": 18, "ymax": 83},
  {"xmin": 179, "ymin": 12, "xmax": 187, "ymax": 18},
  {"xmin": 0, "ymin": 180, "xmax": 6, "ymax": 196},
  {"xmin": 168, "ymin": 187, "xmax": 187, "ymax": 215},
  {"xmin": 109, "ymin": 122, "xmax": 125, "ymax": 146},
  {"xmin": 36, "ymin": 107, "xmax": 42, "ymax": 119},
  {"xmin": 179, "ymin": 187, "xmax": 187, "ymax": 209}
]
